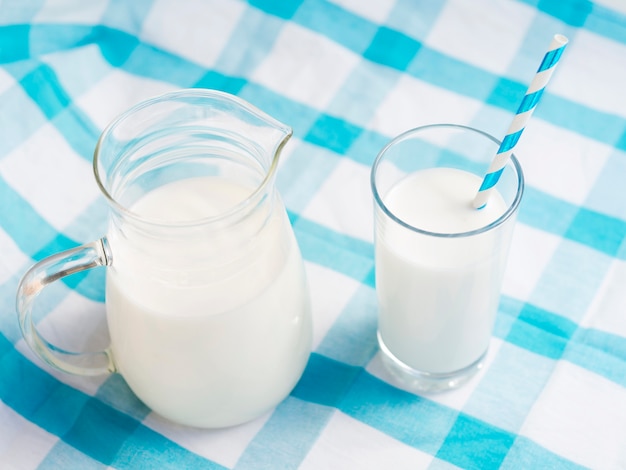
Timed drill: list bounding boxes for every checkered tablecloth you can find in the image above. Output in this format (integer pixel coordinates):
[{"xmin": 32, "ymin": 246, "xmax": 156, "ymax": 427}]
[{"xmin": 2, "ymin": 0, "xmax": 626, "ymax": 468}]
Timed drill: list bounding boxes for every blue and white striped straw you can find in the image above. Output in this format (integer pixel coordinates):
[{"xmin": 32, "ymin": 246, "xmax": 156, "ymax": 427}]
[{"xmin": 473, "ymin": 34, "xmax": 569, "ymax": 209}]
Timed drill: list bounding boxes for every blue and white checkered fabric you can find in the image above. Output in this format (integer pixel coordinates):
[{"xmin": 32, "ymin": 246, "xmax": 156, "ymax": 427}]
[{"xmin": 2, "ymin": 0, "xmax": 626, "ymax": 468}]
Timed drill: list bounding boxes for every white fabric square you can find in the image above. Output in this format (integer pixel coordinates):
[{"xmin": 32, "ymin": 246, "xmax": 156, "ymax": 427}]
[
  {"xmin": 550, "ymin": 30, "xmax": 626, "ymax": 116},
  {"xmin": 140, "ymin": 0, "xmax": 245, "ymax": 68},
  {"xmin": 251, "ymin": 23, "xmax": 360, "ymax": 109},
  {"xmin": 0, "ymin": 403, "xmax": 58, "ymax": 466},
  {"xmin": 328, "ymin": 0, "xmax": 395, "ymax": 22},
  {"xmin": 143, "ymin": 410, "xmax": 270, "ymax": 468},
  {"xmin": 75, "ymin": 70, "xmax": 176, "ymax": 131},
  {"xmin": 306, "ymin": 261, "xmax": 361, "ymax": 350},
  {"xmin": 0, "ymin": 228, "xmax": 30, "ymax": 285},
  {"xmin": 0, "ymin": 124, "xmax": 99, "ymax": 230},
  {"xmin": 520, "ymin": 361, "xmax": 626, "ymax": 469},
  {"xmin": 514, "ymin": 120, "xmax": 610, "ymax": 205},
  {"xmin": 582, "ymin": 259, "xmax": 626, "ymax": 337},
  {"xmin": 424, "ymin": 0, "xmax": 534, "ymax": 74},
  {"xmin": 370, "ymin": 75, "xmax": 483, "ymax": 138},
  {"xmin": 501, "ymin": 223, "xmax": 561, "ymax": 300},
  {"xmin": 299, "ymin": 411, "xmax": 433, "ymax": 469},
  {"xmin": 32, "ymin": 0, "xmax": 109, "ymax": 23},
  {"xmin": 301, "ymin": 158, "xmax": 372, "ymax": 242}
]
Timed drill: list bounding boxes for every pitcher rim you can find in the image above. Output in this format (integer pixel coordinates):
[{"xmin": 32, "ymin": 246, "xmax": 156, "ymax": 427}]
[{"xmin": 93, "ymin": 88, "xmax": 293, "ymax": 228}]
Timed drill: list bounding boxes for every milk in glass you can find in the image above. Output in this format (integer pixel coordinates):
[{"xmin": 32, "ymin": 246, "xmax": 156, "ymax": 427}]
[{"xmin": 376, "ymin": 167, "xmax": 510, "ymax": 374}]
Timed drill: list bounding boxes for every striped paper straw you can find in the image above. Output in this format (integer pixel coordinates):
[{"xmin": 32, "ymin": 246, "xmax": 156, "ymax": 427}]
[{"xmin": 473, "ymin": 34, "xmax": 569, "ymax": 209}]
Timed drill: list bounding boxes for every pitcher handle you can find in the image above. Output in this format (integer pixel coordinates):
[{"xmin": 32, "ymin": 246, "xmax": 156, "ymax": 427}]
[{"xmin": 16, "ymin": 238, "xmax": 115, "ymax": 376}]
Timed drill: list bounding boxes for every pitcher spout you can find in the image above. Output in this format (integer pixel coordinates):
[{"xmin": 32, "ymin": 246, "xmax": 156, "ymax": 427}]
[{"xmin": 197, "ymin": 89, "xmax": 293, "ymax": 175}]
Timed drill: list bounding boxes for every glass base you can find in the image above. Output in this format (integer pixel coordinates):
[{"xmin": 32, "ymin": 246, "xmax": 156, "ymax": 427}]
[{"xmin": 377, "ymin": 332, "xmax": 486, "ymax": 394}]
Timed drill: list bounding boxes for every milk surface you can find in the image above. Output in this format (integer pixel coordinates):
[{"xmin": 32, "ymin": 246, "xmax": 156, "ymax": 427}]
[
  {"xmin": 106, "ymin": 177, "xmax": 311, "ymax": 427},
  {"xmin": 376, "ymin": 167, "xmax": 511, "ymax": 374}
]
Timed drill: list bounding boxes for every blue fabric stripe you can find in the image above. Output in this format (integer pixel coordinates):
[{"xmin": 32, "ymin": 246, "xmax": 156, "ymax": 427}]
[
  {"xmin": 587, "ymin": 4, "xmax": 626, "ymax": 43},
  {"xmin": 531, "ymin": 240, "xmax": 611, "ymax": 324},
  {"xmin": 564, "ymin": 328, "xmax": 626, "ymax": 387},
  {"xmin": 92, "ymin": 26, "xmax": 140, "ymax": 67},
  {"xmin": 534, "ymin": 93, "xmax": 625, "ymax": 145},
  {"xmin": 95, "ymin": 374, "xmax": 151, "ymax": 422},
  {"xmin": 12, "ymin": 62, "xmax": 100, "ymax": 163},
  {"xmin": 565, "ymin": 207, "xmax": 626, "ymax": 257},
  {"xmin": 62, "ymin": 398, "xmax": 141, "ymax": 465},
  {"xmin": 52, "ymin": 104, "xmax": 102, "ymax": 160},
  {"xmin": 363, "ymin": 26, "xmax": 421, "ymax": 70},
  {"xmin": 38, "ymin": 442, "xmax": 105, "ymax": 470},
  {"xmin": 17, "ymin": 62, "xmax": 100, "ymax": 159},
  {"xmin": 248, "ymin": 0, "xmax": 303, "ymax": 19},
  {"xmin": 0, "ymin": 346, "xmax": 60, "ymax": 418},
  {"xmin": 339, "ymin": 366, "xmax": 458, "ymax": 454},
  {"xmin": 315, "ymin": 284, "xmax": 378, "ymax": 366},
  {"xmin": 0, "ymin": 333, "xmax": 12, "ymax": 359},
  {"xmin": 0, "ymin": 176, "xmax": 69, "ymax": 256},
  {"xmin": 30, "ymin": 24, "xmax": 95, "ymax": 58},
  {"xmin": 294, "ymin": 0, "xmax": 377, "ymax": 53},
  {"xmin": 492, "ymin": 295, "xmax": 526, "ymax": 338},
  {"xmin": 345, "ymin": 128, "xmax": 391, "ymax": 166},
  {"xmin": 213, "ymin": 6, "xmax": 285, "ymax": 78},
  {"xmin": 503, "ymin": 436, "xmax": 587, "ymax": 469},
  {"xmin": 291, "ymin": 353, "xmax": 362, "ymax": 406},
  {"xmin": 505, "ymin": 303, "xmax": 577, "ymax": 359},
  {"xmin": 122, "ymin": 43, "xmax": 207, "ymax": 88},
  {"xmin": 234, "ymin": 397, "xmax": 333, "ymax": 470},
  {"xmin": 277, "ymin": 143, "xmax": 342, "ymax": 213},
  {"xmin": 240, "ymin": 83, "xmax": 320, "ymax": 139},
  {"xmin": 290, "ymin": 212, "xmax": 374, "ymax": 285},
  {"xmin": 498, "ymin": 297, "xmax": 626, "ymax": 388},
  {"xmin": 462, "ymin": 341, "xmax": 556, "ymax": 434},
  {"xmin": 436, "ymin": 414, "xmax": 516, "ymax": 469},
  {"xmin": 616, "ymin": 128, "xmax": 626, "ymax": 153},
  {"xmin": 487, "ymin": 77, "xmax": 528, "ymax": 112},
  {"xmin": 113, "ymin": 426, "xmax": 226, "ymax": 470},
  {"xmin": 305, "ymin": 114, "xmax": 363, "ymax": 154},
  {"xmin": 387, "ymin": 0, "xmax": 446, "ymax": 41},
  {"xmin": 408, "ymin": 46, "xmax": 499, "ymax": 103},
  {"xmin": 517, "ymin": 187, "xmax": 579, "ymax": 235},
  {"xmin": 536, "ymin": 0, "xmax": 592, "ymax": 28},
  {"xmin": 195, "ymin": 71, "xmax": 247, "ymax": 95},
  {"xmin": 0, "ymin": 24, "xmax": 30, "ymax": 63}
]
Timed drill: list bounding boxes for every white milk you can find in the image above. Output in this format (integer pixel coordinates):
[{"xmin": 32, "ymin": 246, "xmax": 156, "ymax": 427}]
[
  {"xmin": 105, "ymin": 177, "xmax": 311, "ymax": 428},
  {"xmin": 376, "ymin": 167, "xmax": 512, "ymax": 374}
]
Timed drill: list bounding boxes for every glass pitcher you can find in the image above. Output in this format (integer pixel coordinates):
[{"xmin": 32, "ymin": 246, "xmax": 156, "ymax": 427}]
[{"xmin": 16, "ymin": 89, "xmax": 312, "ymax": 428}]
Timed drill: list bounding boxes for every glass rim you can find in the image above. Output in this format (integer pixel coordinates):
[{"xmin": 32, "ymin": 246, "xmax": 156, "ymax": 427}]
[{"xmin": 370, "ymin": 123, "xmax": 525, "ymax": 238}]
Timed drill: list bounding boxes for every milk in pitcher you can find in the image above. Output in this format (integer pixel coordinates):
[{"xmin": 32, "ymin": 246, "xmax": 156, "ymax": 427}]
[{"xmin": 106, "ymin": 176, "xmax": 312, "ymax": 428}]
